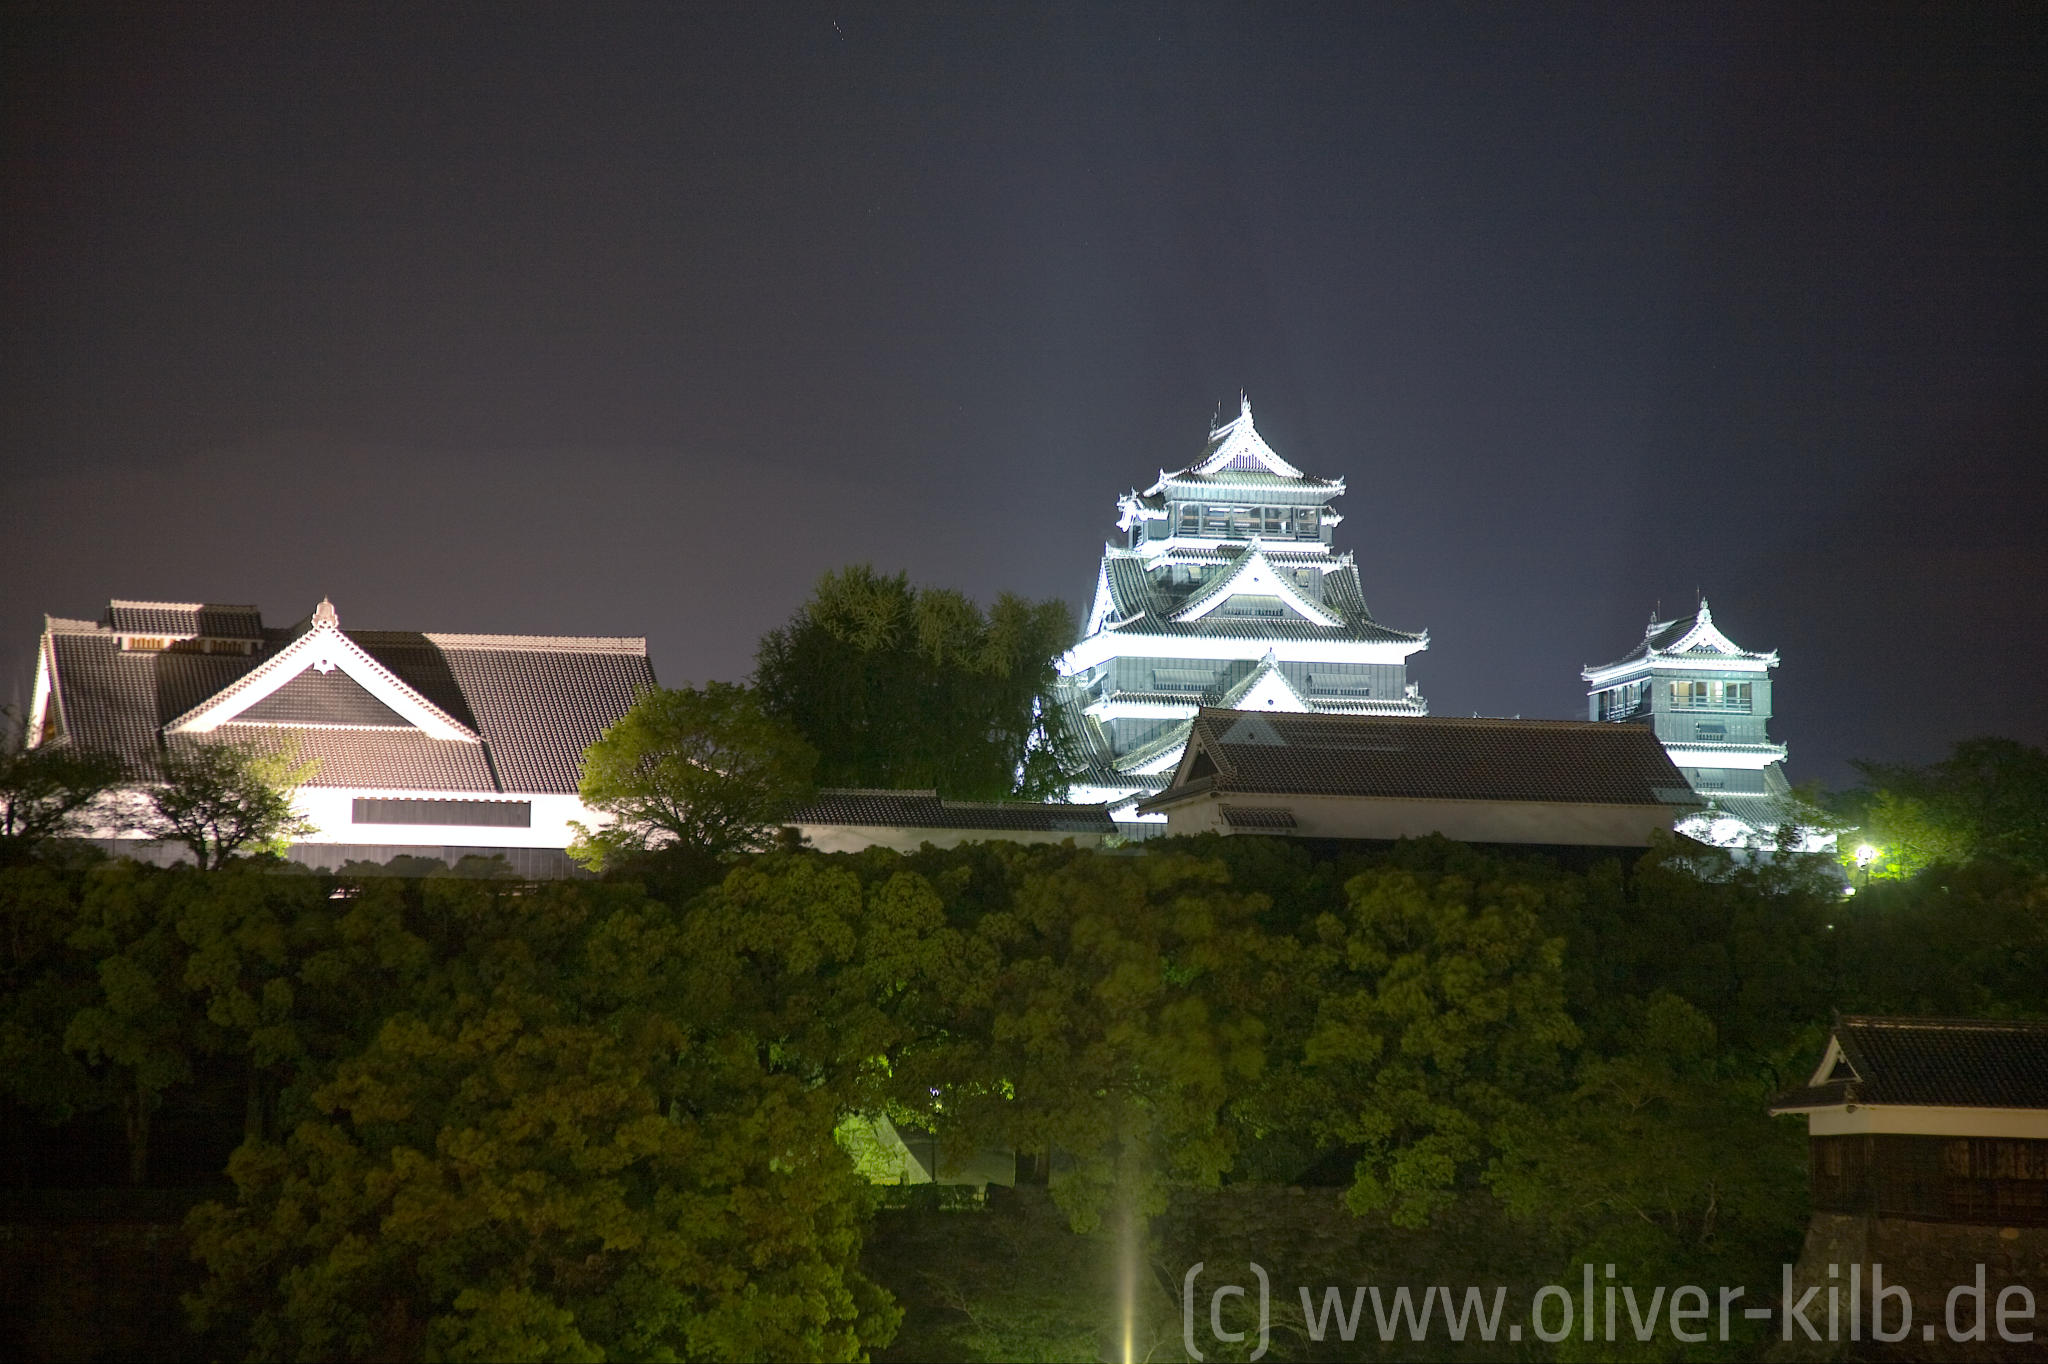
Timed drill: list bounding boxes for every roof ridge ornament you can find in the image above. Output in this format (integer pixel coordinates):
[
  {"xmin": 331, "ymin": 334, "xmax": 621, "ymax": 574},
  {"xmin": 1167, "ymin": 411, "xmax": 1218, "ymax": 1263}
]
[{"xmin": 313, "ymin": 597, "xmax": 338, "ymax": 629}]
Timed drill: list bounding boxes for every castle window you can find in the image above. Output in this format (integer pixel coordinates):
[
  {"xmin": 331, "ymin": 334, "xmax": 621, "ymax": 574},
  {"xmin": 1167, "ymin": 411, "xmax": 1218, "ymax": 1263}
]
[
  {"xmin": 353, "ymin": 798, "xmax": 532, "ymax": 828},
  {"xmin": 1152, "ymin": 667, "xmax": 1213, "ymax": 691},
  {"xmin": 1178, "ymin": 504, "xmax": 1200, "ymax": 534},
  {"xmin": 1598, "ymin": 682, "xmax": 1647, "ymax": 719},
  {"xmin": 1670, "ymin": 680, "xmax": 1753, "ymax": 711},
  {"xmin": 123, "ymin": 637, "xmax": 167, "ymax": 652},
  {"xmin": 1220, "ymin": 595, "xmax": 1285, "ymax": 618}
]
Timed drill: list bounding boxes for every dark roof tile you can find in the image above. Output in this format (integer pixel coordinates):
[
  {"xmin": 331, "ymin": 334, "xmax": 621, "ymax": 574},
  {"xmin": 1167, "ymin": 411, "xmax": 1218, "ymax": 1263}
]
[
  {"xmin": 1813, "ymin": 1017, "xmax": 2048, "ymax": 1110},
  {"xmin": 1144, "ymin": 709, "xmax": 1699, "ymax": 810},
  {"xmin": 39, "ymin": 606, "xmax": 655, "ymax": 795},
  {"xmin": 193, "ymin": 727, "xmax": 499, "ymax": 791},
  {"xmin": 105, "ymin": 601, "xmax": 264, "ymax": 639}
]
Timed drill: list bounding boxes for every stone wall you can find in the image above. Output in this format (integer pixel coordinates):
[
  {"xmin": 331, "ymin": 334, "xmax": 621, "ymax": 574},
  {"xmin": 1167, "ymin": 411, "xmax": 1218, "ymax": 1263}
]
[{"xmin": 1781, "ymin": 1212, "xmax": 2047, "ymax": 1361}]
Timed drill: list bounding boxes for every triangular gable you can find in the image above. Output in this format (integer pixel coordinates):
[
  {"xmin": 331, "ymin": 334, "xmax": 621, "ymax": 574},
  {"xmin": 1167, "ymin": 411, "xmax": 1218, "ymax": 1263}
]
[
  {"xmin": 1169, "ymin": 725, "xmax": 1231, "ymax": 787},
  {"xmin": 1190, "ymin": 397, "xmax": 1306, "ymax": 478},
  {"xmin": 1217, "ymin": 713, "xmax": 1285, "ymax": 747},
  {"xmin": 1218, "ymin": 653, "xmax": 1313, "ymax": 714},
  {"xmin": 1807, "ymin": 1033, "xmax": 1861, "ymax": 1088},
  {"xmin": 166, "ymin": 604, "xmax": 479, "ymax": 742},
  {"xmin": 1170, "ymin": 542, "xmax": 1344, "ymax": 625},
  {"xmin": 234, "ymin": 668, "xmax": 415, "ymax": 728},
  {"xmin": 1662, "ymin": 601, "xmax": 1753, "ymax": 657}
]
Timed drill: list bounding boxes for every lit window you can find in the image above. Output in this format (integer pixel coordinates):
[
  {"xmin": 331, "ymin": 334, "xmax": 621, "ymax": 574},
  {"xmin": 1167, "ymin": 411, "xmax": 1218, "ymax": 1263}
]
[{"xmin": 1670, "ymin": 680, "xmax": 1753, "ymax": 711}]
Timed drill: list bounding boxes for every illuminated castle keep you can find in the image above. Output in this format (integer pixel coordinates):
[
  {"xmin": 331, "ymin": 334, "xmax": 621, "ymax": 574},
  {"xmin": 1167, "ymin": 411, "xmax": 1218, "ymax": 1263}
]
[
  {"xmin": 1583, "ymin": 601, "xmax": 1827, "ymax": 850},
  {"xmin": 1057, "ymin": 397, "xmax": 1428, "ymax": 818}
]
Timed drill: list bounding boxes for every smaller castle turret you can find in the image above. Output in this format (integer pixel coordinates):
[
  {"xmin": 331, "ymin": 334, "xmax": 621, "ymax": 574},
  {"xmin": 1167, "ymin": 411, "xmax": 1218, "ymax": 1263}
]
[{"xmin": 1583, "ymin": 600, "xmax": 1828, "ymax": 850}]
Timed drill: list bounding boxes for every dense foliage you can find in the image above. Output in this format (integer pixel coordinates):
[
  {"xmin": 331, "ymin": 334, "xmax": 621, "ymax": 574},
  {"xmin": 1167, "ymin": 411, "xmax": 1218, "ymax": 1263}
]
[
  {"xmin": 2, "ymin": 749, "xmax": 2043, "ymax": 1360},
  {"xmin": 753, "ymin": 566, "xmax": 1076, "ymax": 800},
  {"xmin": 1836, "ymin": 736, "xmax": 2048, "ymax": 878},
  {"xmin": 140, "ymin": 739, "xmax": 320, "ymax": 869},
  {"xmin": 572, "ymin": 681, "xmax": 818, "ymax": 869},
  {"xmin": 0, "ymin": 707, "xmax": 129, "ymax": 865}
]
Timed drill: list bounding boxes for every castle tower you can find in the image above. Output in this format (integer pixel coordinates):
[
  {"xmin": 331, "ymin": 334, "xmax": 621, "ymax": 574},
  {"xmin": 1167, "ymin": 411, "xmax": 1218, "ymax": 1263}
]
[
  {"xmin": 1057, "ymin": 396, "xmax": 1428, "ymax": 820},
  {"xmin": 1582, "ymin": 600, "xmax": 1825, "ymax": 849}
]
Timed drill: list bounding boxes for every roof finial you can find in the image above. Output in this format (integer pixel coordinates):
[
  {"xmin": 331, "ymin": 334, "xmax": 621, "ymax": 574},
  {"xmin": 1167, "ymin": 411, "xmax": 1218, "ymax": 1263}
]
[
  {"xmin": 313, "ymin": 597, "xmax": 338, "ymax": 628},
  {"xmin": 1697, "ymin": 596, "xmax": 1712, "ymax": 623},
  {"xmin": 1239, "ymin": 390, "xmax": 1253, "ymax": 421}
]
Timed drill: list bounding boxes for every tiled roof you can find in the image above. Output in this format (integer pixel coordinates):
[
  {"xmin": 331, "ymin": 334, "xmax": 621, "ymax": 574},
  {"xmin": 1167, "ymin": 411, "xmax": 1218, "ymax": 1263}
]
[
  {"xmin": 1588, "ymin": 602, "xmax": 1773, "ymax": 676},
  {"xmin": 1770, "ymin": 1017, "xmax": 2048, "ymax": 1112},
  {"xmin": 1099, "ymin": 556, "xmax": 1424, "ymax": 645},
  {"xmin": 43, "ymin": 629, "xmax": 262, "ymax": 772},
  {"xmin": 1159, "ymin": 469, "xmax": 1341, "ymax": 491},
  {"xmin": 1696, "ymin": 793, "xmax": 1807, "ymax": 835},
  {"xmin": 194, "ymin": 727, "xmax": 500, "ymax": 792},
  {"xmin": 787, "ymin": 789, "xmax": 1117, "ymax": 834},
  {"xmin": 1219, "ymin": 804, "xmax": 1296, "ymax": 830},
  {"xmin": 435, "ymin": 643, "xmax": 654, "ymax": 793},
  {"xmin": 37, "ymin": 601, "xmax": 655, "ymax": 794},
  {"xmin": 1142, "ymin": 709, "xmax": 1700, "ymax": 811},
  {"xmin": 105, "ymin": 601, "xmax": 264, "ymax": 639},
  {"xmin": 236, "ymin": 668, "xmax": 413, "ymax": 727}
]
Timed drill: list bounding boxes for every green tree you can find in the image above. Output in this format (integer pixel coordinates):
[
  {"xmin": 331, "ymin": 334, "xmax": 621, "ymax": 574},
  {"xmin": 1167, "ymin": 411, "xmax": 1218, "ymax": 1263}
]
[
  {"xmin": 0, "ymin": 863, "xmax": 127, "ymax": 1140},
  {"xmin": 898, "ymin": 849, "xmax": 1279, "ymax": 1230},
  {"xmin": 1293, "ymin": 866, "xmax": 1580, "ymax": 1228},
  {"xmin": 138, "ymin": 739, "xmax": 318, "ymax": 869},
  {"xmin": 63, "ymin": 863, "xmax": 219, "ymax": 1184},
  {"xmin": 754, "ymin": 565, "xmax": 1076, "ymax": 800},
  {"xmin": 571, "ymin": 682, "xmax": 817, "ymax": 870},
  {"xmin": 186, "ymin": 877, "xmax": 899, "ymax": 1362},
  {"xmin": 1490, "ymin": 995, "xmax": 1809, "ymax": 1361},
  {"xmin": 0, "ymin": 706, "xmax": 128, "ymax": 864},
  {"xmin": 169, "ymin": 862, "xmax": 343, "ymax": 1143},
  {"xmin": 1841, "ymin": 737, "xmax": 2048, "ymax": 877}
]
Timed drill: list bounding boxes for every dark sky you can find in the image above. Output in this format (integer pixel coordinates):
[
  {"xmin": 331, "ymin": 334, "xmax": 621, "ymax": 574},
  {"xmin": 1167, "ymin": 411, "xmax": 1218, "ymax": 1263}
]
[{"xmin": 5, "ymin": 3, "xmax": 2043, "ymax": 786}]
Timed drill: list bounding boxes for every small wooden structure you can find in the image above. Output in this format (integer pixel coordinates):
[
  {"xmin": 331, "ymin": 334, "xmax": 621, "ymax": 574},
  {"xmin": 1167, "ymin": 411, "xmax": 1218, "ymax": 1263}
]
[{"xmin": 1770, "ymin": 1016, "xmax": 2048, "ymax": 1227}]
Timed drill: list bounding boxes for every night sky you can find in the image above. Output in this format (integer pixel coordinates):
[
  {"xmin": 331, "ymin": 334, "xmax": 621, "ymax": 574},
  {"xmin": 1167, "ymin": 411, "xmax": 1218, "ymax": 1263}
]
[{"xmin": 5, "ymin": 3, "xmax": 2043, "ymax": 786}]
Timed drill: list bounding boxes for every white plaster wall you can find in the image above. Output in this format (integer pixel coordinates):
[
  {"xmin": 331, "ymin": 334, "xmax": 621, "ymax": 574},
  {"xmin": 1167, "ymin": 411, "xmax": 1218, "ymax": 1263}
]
[
  {"xmin": 1806, "ymin": 1105, "xmax": 2048, "ymax": 1139},
  {"xmin": 292, "ymin": 788, "xmax": 602, "ymax": 849},
  {"xmin": 79, "ymin": 786, "xmax": 604, "ymax": 852}
]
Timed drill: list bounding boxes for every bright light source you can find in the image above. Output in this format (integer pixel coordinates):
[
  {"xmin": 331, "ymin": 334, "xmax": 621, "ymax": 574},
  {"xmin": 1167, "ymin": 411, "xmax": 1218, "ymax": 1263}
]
[
  {"xmin": 1854, "ymin": 843, "xmax": 1878, "ymax": 869},
  {"xmin": 1841, "ymin": 885, "xmax": 1856, "ymax": 898}
]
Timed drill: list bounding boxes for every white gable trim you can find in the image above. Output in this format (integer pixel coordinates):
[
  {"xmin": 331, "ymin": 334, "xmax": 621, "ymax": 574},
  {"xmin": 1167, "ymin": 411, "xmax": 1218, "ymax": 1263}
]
[
  {"xmin": 1807, "ymin": 1034, "xmax": 1858, "ymax": 1087},
  {"xmin": 1189, "ymin": 398, "xmax": 1307, "ymax": 479},
  {"xmin": 1233, "ymin": 667, "xmax": 1311, "ymax": 713},
  {"xmin": 166, "ymin": 617, "xmax": 480, "ymax": 743},
  {"xmin": 1220, "ymin": 653, "xmax": 1315, "ymax": 715},
  {"xmin": 1164, "ymin": 729, "xmax": 1222, "ymax": 789},
  {"xmin": 26, "ymin": 632, "xmax": 57, "ymax": 749},
  {"xmin": 1084, "ymin": 561, "xmax": 1115, "ymax": 637},
  {"xmin": 1170, "ymin": 544, "xmax": 1345, "ymax": 626}
]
